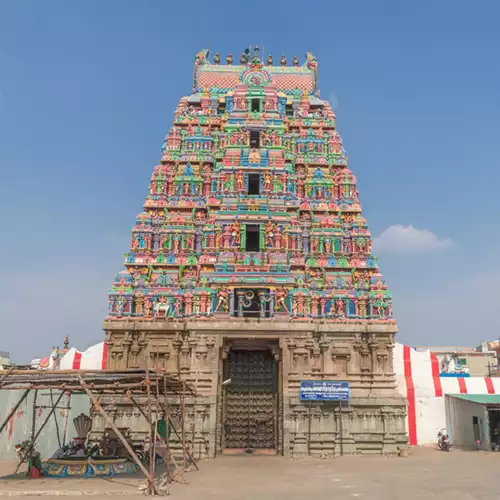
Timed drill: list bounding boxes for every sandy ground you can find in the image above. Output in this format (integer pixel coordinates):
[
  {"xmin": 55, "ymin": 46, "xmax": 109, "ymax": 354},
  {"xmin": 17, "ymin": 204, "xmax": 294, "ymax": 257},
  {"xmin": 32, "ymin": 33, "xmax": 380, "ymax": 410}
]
[{"xmin": 1, "ymin": 448, "xmax": 499, "ymax": 499}]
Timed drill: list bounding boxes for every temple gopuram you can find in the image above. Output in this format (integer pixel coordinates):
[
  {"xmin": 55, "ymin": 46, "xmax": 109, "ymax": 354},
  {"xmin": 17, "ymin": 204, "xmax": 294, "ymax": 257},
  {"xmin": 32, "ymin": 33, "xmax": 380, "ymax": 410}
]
[{"xmin": 101, "ymin": 48, "xmax": 407, "ymax": 456}]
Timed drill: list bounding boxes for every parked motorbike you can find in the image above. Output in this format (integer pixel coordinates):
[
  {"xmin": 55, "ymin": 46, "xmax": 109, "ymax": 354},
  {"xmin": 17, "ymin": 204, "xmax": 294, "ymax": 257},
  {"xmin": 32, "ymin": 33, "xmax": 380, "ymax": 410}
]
[{"xmin": 437, "ymin": 429, "xmax": 450, "ymax": 451}]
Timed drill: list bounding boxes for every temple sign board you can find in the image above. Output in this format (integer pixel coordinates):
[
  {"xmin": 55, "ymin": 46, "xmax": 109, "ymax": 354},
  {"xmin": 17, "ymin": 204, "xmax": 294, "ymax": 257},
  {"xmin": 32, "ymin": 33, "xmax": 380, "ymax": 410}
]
[{"xmin": 299, "ymin": 381, "xmax": 350, "ymax": 401}]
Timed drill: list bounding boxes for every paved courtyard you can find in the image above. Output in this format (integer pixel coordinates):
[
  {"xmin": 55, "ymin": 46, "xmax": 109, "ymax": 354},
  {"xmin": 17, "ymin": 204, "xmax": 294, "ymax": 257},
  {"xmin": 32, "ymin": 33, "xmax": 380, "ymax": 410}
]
[{"xmin": 0, "ymin": 448, "xmax": 499, "ymax": 499}]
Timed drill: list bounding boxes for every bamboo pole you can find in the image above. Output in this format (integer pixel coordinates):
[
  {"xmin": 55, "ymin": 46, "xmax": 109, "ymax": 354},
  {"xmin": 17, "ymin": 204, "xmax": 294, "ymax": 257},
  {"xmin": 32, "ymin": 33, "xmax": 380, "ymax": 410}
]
[
  {"xmin": 156, "ymin": 398, "xmax": 198, "ymax": 471},
  {"xmin": 163, "ymin": 376, "xmax": 171, "ymax": 482},
  {"xmin": 152, "ymin": 375, "xmax": 160, "ymax": 482},
  {"xmin": 0, "ymin": 366, "xmax": 15, "ymax": 387},
  {"xmin": 145, "ymin": 362, "xmax": 154, "ymax": 473},
  {"xmin": 0, "ymin": 382, "xmax": 147, "ymax": 391},
  {"xmin": 180, "ymin": 381, "xmax": 187, "ymax": 468},
  {"xmin": 127, "ymin": 393, "xmax": 185, "ymax": 485},
  {"xmin": 77, "ymin": 375, "xmax": 158, "ymax": 496},
  {"xmin": 49, "ymin": 389, "xmax": 62, "ymax": 448},
  {"xmin": 14, "ymin": 391, "xmax": 65, "ymax": 474},
  {"xmin": 62, "ymin": 392, "xmax": 72, "ymax": 447},
  {"xmin": 30, "ymin": 389, "xmax": 38, "ymax": 452}
]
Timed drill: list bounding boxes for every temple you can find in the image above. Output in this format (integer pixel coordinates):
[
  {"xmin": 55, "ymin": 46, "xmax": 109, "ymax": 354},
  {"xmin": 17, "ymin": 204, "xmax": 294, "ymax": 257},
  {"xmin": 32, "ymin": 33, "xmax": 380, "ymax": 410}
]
[{"xmin": 101, "ymin": 48, "xmax": 407, "ymax": 456}]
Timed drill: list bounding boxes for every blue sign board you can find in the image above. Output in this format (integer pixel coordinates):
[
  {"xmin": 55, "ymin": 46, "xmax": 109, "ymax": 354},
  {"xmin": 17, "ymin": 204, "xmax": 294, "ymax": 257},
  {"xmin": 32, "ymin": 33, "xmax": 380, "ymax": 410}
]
[{"xmin": 300, "ymin": 380, "xmax": 350, "ymax": 401}]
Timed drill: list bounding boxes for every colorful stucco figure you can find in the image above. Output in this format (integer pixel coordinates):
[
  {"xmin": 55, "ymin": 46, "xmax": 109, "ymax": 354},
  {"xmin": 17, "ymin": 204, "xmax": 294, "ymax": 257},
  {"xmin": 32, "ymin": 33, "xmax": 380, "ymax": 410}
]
[
  {"xmin": 103, "ymin": 49, "xmax": 405, "ymax": 458},
  {"xmin": 107, "ymin": 50, "xmax": 393, "ymax": 324}
]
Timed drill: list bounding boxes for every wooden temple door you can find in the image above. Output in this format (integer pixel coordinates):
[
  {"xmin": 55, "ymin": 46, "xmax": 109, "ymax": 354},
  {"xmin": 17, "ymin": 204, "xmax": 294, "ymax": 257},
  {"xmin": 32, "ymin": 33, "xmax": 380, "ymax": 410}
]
[{"xmin": 223, "ymin": 349, "xmax": 277, "ymax": 451}]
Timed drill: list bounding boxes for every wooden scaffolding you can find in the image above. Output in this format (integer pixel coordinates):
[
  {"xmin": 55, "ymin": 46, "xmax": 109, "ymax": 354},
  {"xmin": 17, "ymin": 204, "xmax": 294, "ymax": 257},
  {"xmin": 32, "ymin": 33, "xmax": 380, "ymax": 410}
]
[{"xmin": 0, "ymin": 368, "xmax": 198, "ymax": 495}]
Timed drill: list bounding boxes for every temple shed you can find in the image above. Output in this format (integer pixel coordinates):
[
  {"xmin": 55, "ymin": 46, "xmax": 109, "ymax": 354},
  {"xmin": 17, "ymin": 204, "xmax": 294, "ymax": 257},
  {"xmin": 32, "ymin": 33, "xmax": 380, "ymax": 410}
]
[{"xmin": 0, "ymin": 368, "xmax": 197, "ymax": 496}]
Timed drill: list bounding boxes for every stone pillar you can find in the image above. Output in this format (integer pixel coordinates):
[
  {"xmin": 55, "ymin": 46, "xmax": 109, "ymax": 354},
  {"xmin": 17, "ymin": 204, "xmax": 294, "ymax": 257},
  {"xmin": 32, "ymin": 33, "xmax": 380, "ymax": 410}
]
[
  {"xmin": 237, "ymin": 291, "xmax": 244, "ymax": 317},
  {"xmin": 229, "ymin": 290, "xmax": 235, "ymax": 316},
  {"xmin": 258, "ymin": 291, "xmax": 266, "ymax": 318}
]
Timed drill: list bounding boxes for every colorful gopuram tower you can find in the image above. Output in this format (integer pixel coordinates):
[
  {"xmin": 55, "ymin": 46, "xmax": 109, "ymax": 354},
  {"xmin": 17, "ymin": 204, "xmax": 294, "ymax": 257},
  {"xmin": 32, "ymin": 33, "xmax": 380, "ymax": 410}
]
[{"xmin": 102, "ymin": 49, "xmax": 407, "ymax": 456}]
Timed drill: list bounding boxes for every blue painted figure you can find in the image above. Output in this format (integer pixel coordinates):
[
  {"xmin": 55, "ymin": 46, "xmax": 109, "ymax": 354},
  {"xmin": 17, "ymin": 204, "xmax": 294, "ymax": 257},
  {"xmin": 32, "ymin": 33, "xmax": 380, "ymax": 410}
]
[{"xmin": 184, "ymin": 163, "xmax": 194, "ymax": 176}]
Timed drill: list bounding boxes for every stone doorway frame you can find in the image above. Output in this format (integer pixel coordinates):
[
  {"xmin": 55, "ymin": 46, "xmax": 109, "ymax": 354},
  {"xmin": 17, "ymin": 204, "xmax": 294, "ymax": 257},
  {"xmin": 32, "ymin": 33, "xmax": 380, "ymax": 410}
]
[{"xmin": 216, "ymin": 338, "xmax": 283, "ymax": 455}]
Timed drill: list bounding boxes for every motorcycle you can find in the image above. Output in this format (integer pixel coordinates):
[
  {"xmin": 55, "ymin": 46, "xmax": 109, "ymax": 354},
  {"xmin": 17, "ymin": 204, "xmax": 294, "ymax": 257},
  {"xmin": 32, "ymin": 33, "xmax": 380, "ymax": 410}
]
[{"xmin": 437, "ymin": 429, "xmax": 450, "ymax": 451}]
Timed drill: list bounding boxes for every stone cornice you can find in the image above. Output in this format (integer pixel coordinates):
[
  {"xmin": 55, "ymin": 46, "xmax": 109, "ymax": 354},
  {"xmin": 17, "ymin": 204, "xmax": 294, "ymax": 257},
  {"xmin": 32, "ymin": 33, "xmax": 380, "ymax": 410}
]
[{"xmin": 103, "ymin": 319, "xmax": 397, "ymax": 335}]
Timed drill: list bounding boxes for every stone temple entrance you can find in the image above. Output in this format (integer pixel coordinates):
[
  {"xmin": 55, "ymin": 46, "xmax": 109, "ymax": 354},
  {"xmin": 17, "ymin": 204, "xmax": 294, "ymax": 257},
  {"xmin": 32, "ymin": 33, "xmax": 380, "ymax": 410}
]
[{"xmin": 222, "ymin": 341, "xmax": 278, "ymax": 453}]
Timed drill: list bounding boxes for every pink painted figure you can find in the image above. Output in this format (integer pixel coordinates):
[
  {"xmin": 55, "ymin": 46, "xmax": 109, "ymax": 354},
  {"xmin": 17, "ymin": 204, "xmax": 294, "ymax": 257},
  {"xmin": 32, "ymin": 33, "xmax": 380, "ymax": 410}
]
[
  {"xmin": 144, "ymin": 298, "xmax": 153, "ymax": 317},
  {"xmin": 223, "ymin": 225, "xmax": 232, "ymax": 248},
  {"xmin": 236, "ymin": 171, "xmax": 245, "ymax": 191},
  {"xmin": 324, "ymin": 239, "xmax": 331, "ymax": 253},
  {"xmin": 231, "ymin": 221, "xmax": 241, "ymax": 246},
  {"xmin": 335, "ymin": 299, "xmax": 346, "ymax": 318},
  {"xmin": 275, "ymin": 287, "xmax": 290, "ymax": 313},
  {"xmin": 265, "ymin": 221, "xmax": 276, "ymax": 247},
  {"xmin": 263, "ymin": 171, "xmax": 272, "ymax": 191},
  {"xmin": 215, "ymin": 287, "xmax": 229, "ymax": 312}
]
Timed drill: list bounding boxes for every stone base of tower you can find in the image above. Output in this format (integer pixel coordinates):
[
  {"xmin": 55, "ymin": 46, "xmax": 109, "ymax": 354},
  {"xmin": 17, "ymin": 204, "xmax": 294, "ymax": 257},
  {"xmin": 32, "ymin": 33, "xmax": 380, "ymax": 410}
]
[
  {"xmin": 284, "ymin": 397, "xmax": 407, "ymax": 456},
  {"xmin": 100, "ymin": 319, "xmax": 408, "ymax": 457}
]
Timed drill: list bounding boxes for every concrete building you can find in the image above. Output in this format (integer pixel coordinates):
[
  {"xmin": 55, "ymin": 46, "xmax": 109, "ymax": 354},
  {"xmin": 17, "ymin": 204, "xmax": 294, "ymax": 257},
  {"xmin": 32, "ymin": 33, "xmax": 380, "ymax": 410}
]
[
  {"xmin": 0, "ymin": 351, "xmax": 10, "ymax": 369},
  {"xmin": 487, "ymin": 339, "xmax": 500, "ymax": 376},
  {"xmin": 414, "ymin": 345, "xmax": 496, "ymax": 377},
  {"xmin": 445, "ymin": 394, "xmax": 500, "ymax": 451}
]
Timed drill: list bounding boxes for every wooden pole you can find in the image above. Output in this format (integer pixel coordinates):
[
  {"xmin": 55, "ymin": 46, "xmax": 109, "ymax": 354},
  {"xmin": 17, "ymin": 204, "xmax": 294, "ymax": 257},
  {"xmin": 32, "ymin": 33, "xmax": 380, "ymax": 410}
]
[
  {"xmin": 191, "ymin": 423, "xmax": 195, "ymax": 460},
  {"xmin": 0, "ymin": 382, "xmax": 146, "ymax": 391},
  {"xmin": 128, "ymin": 395, "xmax": 149, "ymax": 422},
  {"xmin": 181, "ymin": 381, "xmax": 187, "ymax": 468},
  {"xmin": 30, "ymin": 390, "xmax": 38, "ymax": 449},
  {"xmin": 0, "ymin": 366, "xmax": 15, "ymax": 387},
  {"xmin": 152, "ymin": 347, "xmax": 160, "ymax": 481},
  {"xmin": 339, "ymin": 400, "xmax": 344, "ymax": 457},
  {"xmin": 145, "ymin": 364, "xmax": 154, "ymax": 470},
  {"xmin": 0, "ymin": 389, "xmax": 30, "ymax": 434},
  {"xmin": 14, "ymin": 391, "xmax": 65, "ymax": 474},
  {"xmin": 24, "ymin": 388, "xmax": 39, "ymax": 474},
  {"xmin": 128, "ymin": 393, "xmax": 186, "ymax": 486},
  {"xmin": 163, "ymin": 376, "xmax": 171, "ymax": 483},
  {"xmin": 62, "ymin": 392, "xmax": 72, "ymax": 447},
  {"xmin": 77, "ymin": 375, "xmax": 158, "ymax": 496},
  {"xmin": 307, "ymin": 401, "xmax": 312, "ymax": 456},
  {"xmin": 49, "ymin": 389, "xmax": 62, "ymax": 448},
  {"xmin": 156, "ymin": 398, "xmax": 198, "ymax": 471},
  {"xmin": 152, "ymin": 377, "xmax": 160, "ymax": 482}
]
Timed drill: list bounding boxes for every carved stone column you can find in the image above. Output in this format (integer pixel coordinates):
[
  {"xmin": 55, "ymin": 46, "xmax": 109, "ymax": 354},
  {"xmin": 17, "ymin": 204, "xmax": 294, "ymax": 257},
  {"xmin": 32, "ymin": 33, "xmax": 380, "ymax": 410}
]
[{"xmin": 236, "ymin": 290, "xmax": 244, "ymax": 317}]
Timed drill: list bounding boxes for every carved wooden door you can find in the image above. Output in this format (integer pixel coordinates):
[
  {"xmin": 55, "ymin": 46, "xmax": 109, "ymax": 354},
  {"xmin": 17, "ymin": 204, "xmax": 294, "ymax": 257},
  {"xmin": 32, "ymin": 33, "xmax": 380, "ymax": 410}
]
[{"xmin": 224, "ymin": 349, "xmax": 277, "ymax": 449}]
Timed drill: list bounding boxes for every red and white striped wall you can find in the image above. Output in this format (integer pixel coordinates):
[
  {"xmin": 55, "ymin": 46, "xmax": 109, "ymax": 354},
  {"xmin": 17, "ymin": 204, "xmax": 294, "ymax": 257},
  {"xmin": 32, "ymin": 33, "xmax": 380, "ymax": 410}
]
[
  {"xmin": 394, "ymin": 343, "xmax": 500, "ymax": 445},
  {"xmin": 59, "ymin": 342, "xmax": 107, "ymax": 370}
]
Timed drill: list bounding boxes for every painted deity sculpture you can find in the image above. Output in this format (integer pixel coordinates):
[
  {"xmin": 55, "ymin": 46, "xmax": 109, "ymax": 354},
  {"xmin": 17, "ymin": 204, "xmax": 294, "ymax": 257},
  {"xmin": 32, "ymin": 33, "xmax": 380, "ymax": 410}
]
[{"xmin": 107, "ymin": 49, "xmax": 393, "ymax": 324}]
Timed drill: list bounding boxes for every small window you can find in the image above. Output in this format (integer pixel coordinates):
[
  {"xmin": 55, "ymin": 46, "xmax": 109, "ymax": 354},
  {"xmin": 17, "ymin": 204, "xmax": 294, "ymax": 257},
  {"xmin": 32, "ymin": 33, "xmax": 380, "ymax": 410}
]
[
  {"xmin": 286, "ymin": 104, "xmax": 293, "ymax": 117},
  {"xmin": 248, "ymin": 174, "xmax": 260, "ymax": 195},
  {"xmin": 234, "ymin": 288, "xmax": 271, "ymax": 318},
  {"xmin": 250, "ymin": 130, "xmax": 260, "ymax": 148},
  {"xmin": 246, "ymin": 225, "xmax": 260, "ymax": 251},
  {"xmin": 251, "ymin": 98, "xmax": 260, "ymax": 112}
]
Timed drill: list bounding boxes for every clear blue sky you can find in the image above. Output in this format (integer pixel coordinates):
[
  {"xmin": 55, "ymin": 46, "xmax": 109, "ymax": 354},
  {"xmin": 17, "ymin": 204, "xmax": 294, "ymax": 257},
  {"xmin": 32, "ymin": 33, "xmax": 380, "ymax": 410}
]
[{"xmin": 1, "ymin": 0, "xmax": 499, "ymax": 362}]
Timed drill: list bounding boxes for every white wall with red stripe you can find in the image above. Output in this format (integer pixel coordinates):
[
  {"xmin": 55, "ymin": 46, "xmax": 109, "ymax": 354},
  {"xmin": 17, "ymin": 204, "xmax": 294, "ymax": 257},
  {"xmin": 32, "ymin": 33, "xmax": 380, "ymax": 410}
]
[
  {"xmin": 59, "ymin": 342, "xmax": 107, "ymax": 370},
  {"xmin": 58, "ymin": 341, "xmax": 500, "ymax": 446},
  {"xmin": 394, "ymin": 343, "xmax": 500, "ymax": 445}
]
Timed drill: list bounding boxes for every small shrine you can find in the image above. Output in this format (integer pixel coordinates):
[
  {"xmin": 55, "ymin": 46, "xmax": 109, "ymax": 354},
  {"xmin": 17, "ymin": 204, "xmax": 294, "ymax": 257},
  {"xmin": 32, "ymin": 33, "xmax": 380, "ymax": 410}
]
[{"xmin": 0, "ymin": 370, "xmax": 195, "ymax": 495}]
